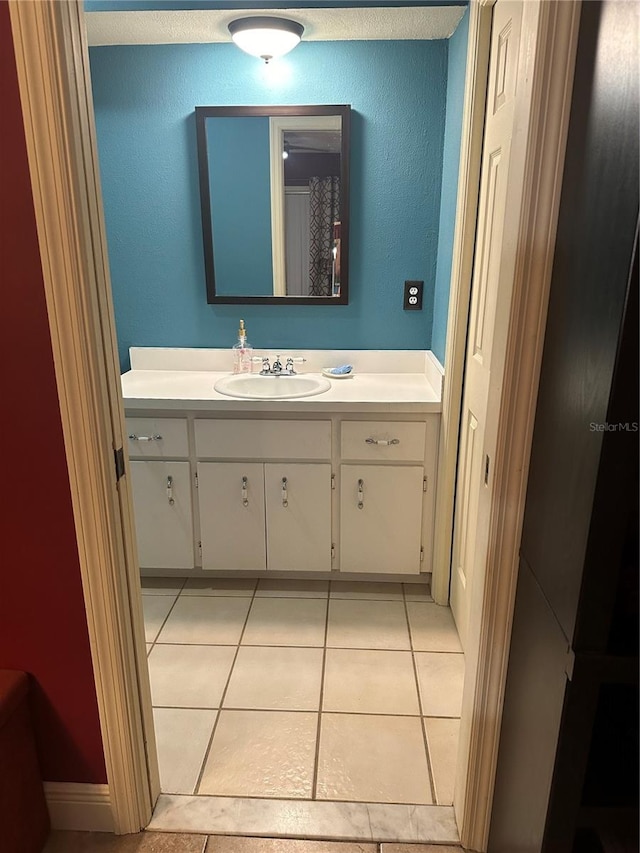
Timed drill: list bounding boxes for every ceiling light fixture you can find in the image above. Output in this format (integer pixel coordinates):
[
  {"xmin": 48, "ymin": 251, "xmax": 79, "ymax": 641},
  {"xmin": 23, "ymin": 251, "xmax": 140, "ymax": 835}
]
[{"xmin": 228, "ymin": 16, "xmax": 304, "ymax": 64}]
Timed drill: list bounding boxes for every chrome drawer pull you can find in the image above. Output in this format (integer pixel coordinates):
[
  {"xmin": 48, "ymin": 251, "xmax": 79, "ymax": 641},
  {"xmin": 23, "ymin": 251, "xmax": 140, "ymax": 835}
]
[
  {"xmin": 365, "ymin": 437, "xmax": 400, "ymax": 446},
  {"xmin": 166, "ymin": 475, "xmax": 175, "ymax": 505},
  {"xmin": 129, "ymin": 434, "xmax": 162, "ymax": 442},
  {"xmin": 282, "ymin": 477, "xmax": 289, "ymax": 507},
  {"xmin": 241, "ymin": 476, "xmax": 249, "ymax": 507},
  {"xmin": 357, "ymin": 478, "xmax": 364, "ymax": 509}
]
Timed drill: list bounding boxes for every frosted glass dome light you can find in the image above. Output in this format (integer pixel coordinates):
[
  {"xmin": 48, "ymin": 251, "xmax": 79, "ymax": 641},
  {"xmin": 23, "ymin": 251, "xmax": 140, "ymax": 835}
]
[{"xmin": 228, "ymin": 17, "xmax": 304, "ymax": 63}]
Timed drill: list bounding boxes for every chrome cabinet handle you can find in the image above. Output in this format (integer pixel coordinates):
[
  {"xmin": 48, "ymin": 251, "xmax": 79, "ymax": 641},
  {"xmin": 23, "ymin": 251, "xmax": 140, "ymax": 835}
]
[
  {"xmin": 365, "ymin": 437, "xmax": 400, "ymax": 446},
  {"xmin": 166, "ymin": 475, "xmax": 175, "ymax": 505},
  {"xmin": 357, "ymin": 478, "xmax": 364, "ymax": 509},
  {"xmin": 242, "ymin": 476, "xmax": 249, "ymax": 507},
  {"xmin": 129, "ymin": 433, "xmax": 162, "ymax": 442},
  {"xmin": 282, "ymin": 477, "xmax": 288, "ymax": 507}
]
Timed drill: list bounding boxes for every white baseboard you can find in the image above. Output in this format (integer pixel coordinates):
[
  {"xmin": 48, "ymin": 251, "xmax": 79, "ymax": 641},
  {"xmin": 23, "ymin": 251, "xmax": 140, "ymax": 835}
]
[{"xmin": 44, "ymin": 782, "xmax": 114, "ymax": 833}]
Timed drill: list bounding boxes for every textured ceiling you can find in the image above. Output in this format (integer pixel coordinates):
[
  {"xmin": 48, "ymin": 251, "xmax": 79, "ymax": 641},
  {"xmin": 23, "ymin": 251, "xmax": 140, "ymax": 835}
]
[{"xmin": 85, "ymin": 6, "xmax": 466, "ymax": 45}]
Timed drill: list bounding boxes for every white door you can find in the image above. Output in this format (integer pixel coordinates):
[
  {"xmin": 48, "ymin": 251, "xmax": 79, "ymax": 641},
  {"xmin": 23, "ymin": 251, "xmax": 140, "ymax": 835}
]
[
  {"xmin": 198, "ymin": 462, "xmax": 266, "ymax": 570},
  {"xmin": 340, "ymin": 465, "xmax": 424, "ymax": 574},
  {"xmin": 284, "ymin": 189, "xmax": 311, "ymax": 295},
  {"xmin": 450, "ymin": 1, "xmax": 523, "ymax": 649},
  {"xmin": 265, "ymin": 463, "xmax": 332, "ymax": 571},
  {"xmin": 130, "ymin": 461, "xmax": 194, "ymax": 569}
]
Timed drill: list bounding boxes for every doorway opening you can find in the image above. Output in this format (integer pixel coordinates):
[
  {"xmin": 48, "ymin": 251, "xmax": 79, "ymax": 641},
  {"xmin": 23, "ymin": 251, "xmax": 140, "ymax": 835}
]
[
  {"xmin": 8, "ymin": 0, "xmax": 580, "ymax": 847},
  {"xmin": 92, "ymin": 3, "xmax": 469, "ymax": 836}
]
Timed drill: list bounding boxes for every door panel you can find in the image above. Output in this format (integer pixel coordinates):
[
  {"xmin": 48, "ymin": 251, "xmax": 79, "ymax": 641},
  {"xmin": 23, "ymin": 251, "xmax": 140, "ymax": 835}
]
[
  {"xmin": 198, "ymin": 462, "xmax": 266, "ymax": 570},
  {"xmin": 340, "ymin": 465, "xmax": 424, "ymax": 575},
  {"xmin": 130, "ymin": 461, "xmax": 194, "ymax": 569},
  {"xmin": 450, "ymin": 0, "xmax": 523, "ymax": 648},
  {"xmin": 265, "ymin": 463, "xmax": 332, "ymax": 572},
  {"xmin": 451, "ymin": 410, "xmax": 482, "ymax": 636}
]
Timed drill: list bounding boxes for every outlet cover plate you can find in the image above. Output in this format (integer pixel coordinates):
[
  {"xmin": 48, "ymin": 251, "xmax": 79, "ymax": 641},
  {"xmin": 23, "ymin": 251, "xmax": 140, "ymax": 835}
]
[{"xmin": 403, "ymin": 280, "xmax": 424, "ymax": 310}]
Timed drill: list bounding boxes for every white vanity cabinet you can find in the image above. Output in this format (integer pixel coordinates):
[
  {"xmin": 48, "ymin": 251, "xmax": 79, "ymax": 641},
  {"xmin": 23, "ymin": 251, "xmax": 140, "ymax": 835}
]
[
  {"xmin": 339, "ymin": 419, "xmax": 438, "ymax": 575},
  {"xmin": 126, "ymin": 418, "xmax": 195, "ymax": 569},
  {"xmin": 194, "ymin": 420, "xmax": 333, "ymax": 573},
  {"xmin": 124, "ymin": 410, "xmax": 439, "ymax": 579}
]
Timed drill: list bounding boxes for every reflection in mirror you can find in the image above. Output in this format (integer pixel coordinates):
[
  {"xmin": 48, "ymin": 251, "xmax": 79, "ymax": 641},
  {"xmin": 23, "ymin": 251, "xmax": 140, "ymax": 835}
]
[{"xmin": 195, "ymin": 105, "xmax": 350, "ymax": 304}]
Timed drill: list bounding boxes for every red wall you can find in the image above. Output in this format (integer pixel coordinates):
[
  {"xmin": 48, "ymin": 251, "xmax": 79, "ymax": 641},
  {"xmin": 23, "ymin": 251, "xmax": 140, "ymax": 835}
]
[{"xmin": 0, "ymin": 2, "xmax": 107, "ymax": 784}]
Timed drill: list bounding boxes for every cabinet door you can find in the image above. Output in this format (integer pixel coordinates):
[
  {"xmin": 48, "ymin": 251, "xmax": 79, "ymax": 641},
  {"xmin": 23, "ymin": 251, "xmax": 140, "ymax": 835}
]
[
  {"xmin": 265, "ymin": 464, "xmax": 332, "ymax": 572},
  {"xmin": 340, "ymin": 465, "xmax": 424, "ymax": 574},
  {"xmin": 198, "ymin": 462, "xmax": 266, "ymax": 570},
  {"xmin": 130, "ymin": 461, "xmax": 194, "ymax": 569}
]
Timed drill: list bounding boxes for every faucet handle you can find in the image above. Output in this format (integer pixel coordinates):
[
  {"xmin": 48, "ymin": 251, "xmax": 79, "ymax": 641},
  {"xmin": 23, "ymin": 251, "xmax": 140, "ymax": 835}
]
[
  {"xmin": 260, "ymin": 357, "xmax": 271, "ymax": 374},
  {"xmin": 285, "ymin": 358, "xmax": 296, "ymax": 375}
]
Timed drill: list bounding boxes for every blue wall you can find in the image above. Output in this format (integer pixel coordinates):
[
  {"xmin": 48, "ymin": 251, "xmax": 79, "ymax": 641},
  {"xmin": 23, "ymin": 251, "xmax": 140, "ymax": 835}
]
[
  {"xmin": 432, "ymin": 8, "xmax": 469, "ymax": 365},
  {"xmin": 90, "ymin": 39, "xmax": 456, "ymax": 370},
  {"xmin": 207, "ymin": 116, "xmax": 273, "ymax": 296}
]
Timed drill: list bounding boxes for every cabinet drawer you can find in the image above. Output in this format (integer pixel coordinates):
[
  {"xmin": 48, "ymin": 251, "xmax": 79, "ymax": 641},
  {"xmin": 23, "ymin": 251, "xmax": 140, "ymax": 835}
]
[
  {"xmin": 195, "ymin": 419, "xmax": 331, "ymax": 460},
  {"xmin": 126, "ymin": 417, "xmax": 189, "ymax": 458},
  {"xmin": 341, "ymin": 421, "xmax": 427, "ymax": 462}
]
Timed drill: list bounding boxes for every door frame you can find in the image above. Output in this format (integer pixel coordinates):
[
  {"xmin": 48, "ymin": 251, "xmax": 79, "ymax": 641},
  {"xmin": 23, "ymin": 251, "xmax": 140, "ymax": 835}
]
[
  {"xmin": 450, "ymin": 2, "xmax": 581, "ymax": 848},
  {"xmin": 8, "ymin": 0, "xmax": 159, "ymax": 834},
  {"xmin": 8, "ymin": 0, "xmax": 581, "ymax": 847}
]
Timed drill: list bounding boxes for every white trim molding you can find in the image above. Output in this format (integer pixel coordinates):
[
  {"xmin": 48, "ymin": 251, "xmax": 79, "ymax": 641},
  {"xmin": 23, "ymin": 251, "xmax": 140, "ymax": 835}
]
[
  {"xmin": 454, "ymin": 1, "xmax": 582, "ymax": 849},
  {"xmin": 8, "ymin": 0, "xmax": 158, "ymax": 833},
  {"xmin": 44, "ymin": 783, "xmax": 114, "ymax": 833}
]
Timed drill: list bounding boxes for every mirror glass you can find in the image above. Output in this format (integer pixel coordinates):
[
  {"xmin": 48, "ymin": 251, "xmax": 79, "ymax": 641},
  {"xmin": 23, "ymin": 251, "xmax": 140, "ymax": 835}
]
[{"xmin": 196, "ymin": 105, "xmax": 350, "ymax": 304}]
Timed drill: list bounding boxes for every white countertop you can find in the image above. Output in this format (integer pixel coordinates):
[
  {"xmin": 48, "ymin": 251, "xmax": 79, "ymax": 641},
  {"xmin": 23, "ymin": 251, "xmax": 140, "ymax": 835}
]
[{"xmin": 121, "ymin": 349, "xmax": 443, "ymax": 414}]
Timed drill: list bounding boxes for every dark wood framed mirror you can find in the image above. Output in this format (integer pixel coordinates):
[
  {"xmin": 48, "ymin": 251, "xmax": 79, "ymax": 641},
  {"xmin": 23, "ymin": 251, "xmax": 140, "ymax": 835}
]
[{"xmin": 195, "ymin": 104, "xmax": 350, "ymax": 305}]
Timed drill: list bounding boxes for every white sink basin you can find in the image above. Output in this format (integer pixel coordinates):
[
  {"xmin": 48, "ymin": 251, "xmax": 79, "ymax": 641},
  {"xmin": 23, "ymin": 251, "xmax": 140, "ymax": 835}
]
[{"xmin": 214, "ymin": 373, "xmax": 331, "ymax": 400}]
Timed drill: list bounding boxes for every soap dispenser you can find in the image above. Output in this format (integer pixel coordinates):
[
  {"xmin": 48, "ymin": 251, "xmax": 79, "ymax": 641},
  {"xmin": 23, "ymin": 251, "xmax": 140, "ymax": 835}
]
[{"xmin": 233, "ymin": 319, "xmax": 253, "ymax": 374}]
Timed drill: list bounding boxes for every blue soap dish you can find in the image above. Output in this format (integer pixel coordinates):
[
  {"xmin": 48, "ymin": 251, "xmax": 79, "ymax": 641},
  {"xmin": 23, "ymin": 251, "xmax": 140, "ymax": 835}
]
[{"xmin": 322, "ymin": 365, "xmax": 353, "ymax": 379}]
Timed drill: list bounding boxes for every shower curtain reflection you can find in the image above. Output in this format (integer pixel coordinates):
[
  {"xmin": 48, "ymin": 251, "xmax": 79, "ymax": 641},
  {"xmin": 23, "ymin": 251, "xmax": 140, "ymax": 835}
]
[{"xmin": 308, "ymin": 176, "xmax": 340, "ymax": 297}]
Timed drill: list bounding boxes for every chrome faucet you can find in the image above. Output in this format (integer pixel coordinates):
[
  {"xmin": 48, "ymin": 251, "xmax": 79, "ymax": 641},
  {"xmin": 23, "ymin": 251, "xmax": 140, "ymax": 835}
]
[{"xmin": 258, "ymin": 355, "xmax": 307, "ymax": 376}]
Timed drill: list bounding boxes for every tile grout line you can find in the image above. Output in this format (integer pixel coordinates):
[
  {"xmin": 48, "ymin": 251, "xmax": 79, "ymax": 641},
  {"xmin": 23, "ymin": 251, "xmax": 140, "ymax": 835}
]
[
  {"xmin": 151, "ymin": 640, "xmax": 462, "ymax": 653},
  {"xmin": 402, "ymin": 583, "xmax": 438, "ymax": 805},
  {"xmin": 142, "ymin": 576, "xmax": 188, "ymax": 656},
  {"xmin": 151, "ymin": 705, "xmax": 460, "ymax": 719},
  {"xmin": 144, "ymin": 580, "xmax": 189, "ymax": 704},
  {"xmin": 145, "ymin": 586, "xmax": 185, "ymax": 653},
  {"xmin": 192, "ymin": 582, "xmax": 258, "ymax": 796},
  {"xmin": 311, "ymin": 583, "xmax": 332, "ymax": 800},
  {"xmin": 151, "ymin": 639, "xmax": 462, "ymax": 654},
  {"xmin": 152, "ymin": 791, "xmax": 446, "ymax": 807}
]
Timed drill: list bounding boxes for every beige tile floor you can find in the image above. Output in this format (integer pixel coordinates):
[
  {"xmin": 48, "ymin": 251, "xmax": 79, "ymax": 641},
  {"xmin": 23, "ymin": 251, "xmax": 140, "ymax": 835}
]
[
  {"xmin": 44, "ymin": 831, "xmax": 466, "ymax": 852},
  {"xmin": 142, "ymin": 577, "xmax": 463, "ymax": 807}
]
